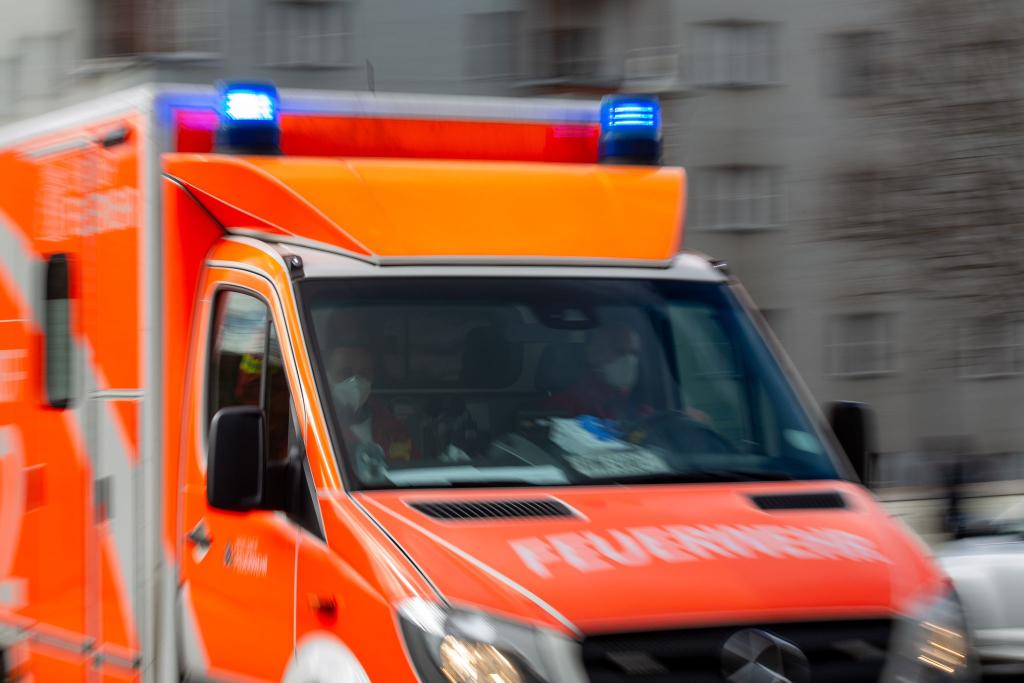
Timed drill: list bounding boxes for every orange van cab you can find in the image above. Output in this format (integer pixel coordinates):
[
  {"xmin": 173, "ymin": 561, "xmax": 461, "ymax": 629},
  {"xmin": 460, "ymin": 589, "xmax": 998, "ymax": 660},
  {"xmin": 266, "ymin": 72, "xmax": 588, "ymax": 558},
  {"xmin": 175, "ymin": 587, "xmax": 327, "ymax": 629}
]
[{"xmin": 0, "ymin": 84, "xmax": 974, "ymax": 683}]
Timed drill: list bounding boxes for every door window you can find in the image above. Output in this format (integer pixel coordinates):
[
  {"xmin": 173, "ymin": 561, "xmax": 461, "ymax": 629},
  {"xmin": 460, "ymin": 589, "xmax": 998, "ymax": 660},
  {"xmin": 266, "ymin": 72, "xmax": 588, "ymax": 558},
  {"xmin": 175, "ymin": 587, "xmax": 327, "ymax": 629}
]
[{"xmin": 208, "ymin": 289, "xmax": 291, "ymax": 462}]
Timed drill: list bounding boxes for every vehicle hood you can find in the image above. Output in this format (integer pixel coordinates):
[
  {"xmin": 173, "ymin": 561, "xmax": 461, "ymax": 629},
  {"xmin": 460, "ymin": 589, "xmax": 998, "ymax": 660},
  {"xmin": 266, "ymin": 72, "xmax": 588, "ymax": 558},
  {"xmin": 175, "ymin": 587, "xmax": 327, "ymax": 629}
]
[{"xmin": 356, "ymin": 481, "xmax": 944, "ymax": 635}]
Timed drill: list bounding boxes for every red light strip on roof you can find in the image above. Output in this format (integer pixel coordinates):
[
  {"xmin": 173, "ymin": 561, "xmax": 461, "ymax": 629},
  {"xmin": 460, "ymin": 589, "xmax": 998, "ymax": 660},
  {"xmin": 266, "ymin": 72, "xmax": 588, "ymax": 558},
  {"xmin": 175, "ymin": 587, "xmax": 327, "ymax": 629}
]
[{"xmin": 173, "ymin": 109, "xmax": 600, "ymax": 163}]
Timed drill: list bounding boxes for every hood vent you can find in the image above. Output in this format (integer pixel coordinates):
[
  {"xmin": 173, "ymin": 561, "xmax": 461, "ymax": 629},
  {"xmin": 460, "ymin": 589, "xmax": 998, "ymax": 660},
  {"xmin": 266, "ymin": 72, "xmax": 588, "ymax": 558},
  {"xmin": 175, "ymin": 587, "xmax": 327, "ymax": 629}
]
[
  {"xmin": 750, "ymin": 491, "xmax": 848, "ymax": 511},
  {"xmin": 408, "ymin": 498, "xmax": 576, "ymax": 521}
]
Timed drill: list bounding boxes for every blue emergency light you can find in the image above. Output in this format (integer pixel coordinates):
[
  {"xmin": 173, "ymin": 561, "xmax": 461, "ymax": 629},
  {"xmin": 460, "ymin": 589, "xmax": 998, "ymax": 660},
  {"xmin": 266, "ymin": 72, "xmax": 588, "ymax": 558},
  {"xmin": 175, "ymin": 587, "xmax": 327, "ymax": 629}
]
[
  {"xmin": 598, "ymin": 94, "xmax": 662, "ymax": 165},
  {"xmin": 215, "ymin": 81, "xmax": 281, "ymax": 155}
]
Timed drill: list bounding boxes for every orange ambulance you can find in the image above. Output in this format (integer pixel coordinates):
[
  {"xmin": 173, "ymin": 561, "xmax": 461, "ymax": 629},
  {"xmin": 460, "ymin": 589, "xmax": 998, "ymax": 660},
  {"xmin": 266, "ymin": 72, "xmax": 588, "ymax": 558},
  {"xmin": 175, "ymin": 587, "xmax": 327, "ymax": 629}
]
[{"xmin": 0, "ymin": 82, "xmax": 974, "ymax": 683}]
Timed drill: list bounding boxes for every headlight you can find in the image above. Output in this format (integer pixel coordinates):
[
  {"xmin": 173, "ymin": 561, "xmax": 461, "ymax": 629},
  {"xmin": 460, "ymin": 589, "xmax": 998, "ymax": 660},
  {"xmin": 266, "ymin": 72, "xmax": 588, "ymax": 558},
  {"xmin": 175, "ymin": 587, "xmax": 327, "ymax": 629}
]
[
  {"xmin": 886, "ymin": 590, "xmax": 977, "ymax": 682},
  {"xmin": 397, "ymin": 598, "xmax": 586, "ymax": 683}
]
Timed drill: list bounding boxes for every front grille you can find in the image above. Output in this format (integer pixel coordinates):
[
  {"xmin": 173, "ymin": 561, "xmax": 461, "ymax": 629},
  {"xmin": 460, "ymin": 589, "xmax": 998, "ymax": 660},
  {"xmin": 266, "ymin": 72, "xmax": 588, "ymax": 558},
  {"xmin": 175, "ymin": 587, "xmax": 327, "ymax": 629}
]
[
  {"xmin": 407, "ymin": 498, "xmax": 576, "ymax": 520},
  {"xmin": 582, "ymin": 619, "xmax": 892, "ymax": 683}
]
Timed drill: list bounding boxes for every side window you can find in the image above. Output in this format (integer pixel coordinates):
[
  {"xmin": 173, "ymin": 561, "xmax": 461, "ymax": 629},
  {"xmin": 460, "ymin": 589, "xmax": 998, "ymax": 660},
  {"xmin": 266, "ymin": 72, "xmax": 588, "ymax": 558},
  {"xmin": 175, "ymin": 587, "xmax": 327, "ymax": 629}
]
[
  {"xmin": 208, "ymin": 290, "xmax": 292, "ymax": 463},
  {"xmin": 209, "ymin": 291, "xmax": 269, "ymax": 424},
  {"xmin": 44, "ymin": 253, "xmax": 73, "ymax": 408},
  {"xmin": 669, "ymin": 305, "xmax": 752, "ymax": 445},
  {"xmin": 670, "ymin": 305, "xmax": 789, "ymax": 458},
  {"xmin": 265, "ymin": 325, "xmax": 291, "ymax": 463}
]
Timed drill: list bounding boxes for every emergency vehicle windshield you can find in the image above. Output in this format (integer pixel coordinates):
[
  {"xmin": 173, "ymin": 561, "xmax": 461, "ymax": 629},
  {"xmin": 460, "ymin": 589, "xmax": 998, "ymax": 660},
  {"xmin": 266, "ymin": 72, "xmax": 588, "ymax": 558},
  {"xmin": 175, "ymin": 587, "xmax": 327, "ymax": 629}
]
[{"xmin": 301, "ymin": 278, "xmax": 841, "ymax": 489}]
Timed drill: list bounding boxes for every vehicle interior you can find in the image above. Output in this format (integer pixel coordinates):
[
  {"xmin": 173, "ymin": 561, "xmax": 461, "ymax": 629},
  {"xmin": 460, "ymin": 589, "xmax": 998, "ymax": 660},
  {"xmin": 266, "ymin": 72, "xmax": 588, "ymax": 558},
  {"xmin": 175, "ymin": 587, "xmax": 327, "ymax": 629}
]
[{"xmin": 301, "ymin": 277, "xmax": 838, "ymax": 488}]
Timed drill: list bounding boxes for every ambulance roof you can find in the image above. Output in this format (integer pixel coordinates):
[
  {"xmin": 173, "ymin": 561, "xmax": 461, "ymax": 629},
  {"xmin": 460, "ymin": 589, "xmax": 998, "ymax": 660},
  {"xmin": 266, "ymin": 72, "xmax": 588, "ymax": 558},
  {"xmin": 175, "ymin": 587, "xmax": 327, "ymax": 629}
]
[
  {"xmin": 273, "ymin": 241, "xmax": 725, "ymax": 281},
  {"xmin": 164, "ymin": 154, "xmax": 686, "ymax": 264}
]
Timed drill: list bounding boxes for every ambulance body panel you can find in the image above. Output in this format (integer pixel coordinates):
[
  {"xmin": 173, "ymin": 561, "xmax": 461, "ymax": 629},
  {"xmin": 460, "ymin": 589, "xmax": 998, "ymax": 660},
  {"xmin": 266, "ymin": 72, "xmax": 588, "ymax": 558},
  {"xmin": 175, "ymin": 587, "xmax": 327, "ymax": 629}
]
[{"xmin": 0, "ymin": 84, "xmax": 971, "ymax": 683}]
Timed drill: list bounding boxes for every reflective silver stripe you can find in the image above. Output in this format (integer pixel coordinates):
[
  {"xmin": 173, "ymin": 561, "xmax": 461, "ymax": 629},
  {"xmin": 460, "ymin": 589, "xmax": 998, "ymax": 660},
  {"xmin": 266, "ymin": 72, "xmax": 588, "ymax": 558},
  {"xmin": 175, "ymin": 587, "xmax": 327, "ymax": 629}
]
[
  {"xmin": 376, "ymin": 255, "xmax": 676, "ymax": 269},
  {"xmin": 90, "ymin": 389, "xmax": 144, "ymax": 399},
  {"xmin": 23, "ymin": 138, "xmax": 91, "ymax": 160},
  {"xmin": 205, "ymin": 259, "xmax": 273, "ymax": 281},
  {"xmin": 225, "ymin": 229, "xmax": 377, "ymax": 265},
  {"xmin": 360, "ymin": 496, "xmax": 582, "ymax": 638},
  {"xmin": 0, "ymin": 618, "xmax": 141, "ymax": 669},
  {"xmin": 23, "ymin": 621, "xmax": 96, "ymax": 656},
  {"xmin": 94, "ymin": 646, "xmax": 142, "ymax": 670},
  {"xmin": 155, "ymin": 83, "xmax": 598, "ymax": 125},
  {"xmin": 0, "ymin": 85, "xmax": 153, "ymax": 147}
]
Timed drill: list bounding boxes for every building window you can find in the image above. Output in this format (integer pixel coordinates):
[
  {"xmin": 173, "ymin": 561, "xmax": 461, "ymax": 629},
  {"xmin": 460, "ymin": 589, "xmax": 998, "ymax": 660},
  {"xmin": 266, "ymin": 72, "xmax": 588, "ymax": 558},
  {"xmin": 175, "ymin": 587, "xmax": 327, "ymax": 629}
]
[
  {"xmin": 44, "ymin": 254, "xmax": 73, "ymax": 409},
  {"xmin": 465, "ymin": 12, "xmax": 522, "ymax": 79},
  {"xmin": 533, "ymin": 26, "xmax": 600, "ymax": 82},
  {"xmin": 959, "ymin": 317, "xmax": 1024, "ymax": 378},
  {"xmin": 832, "ymin": 31, "xmax": 887, "ymax": 97},
  {"xmin": 92, "ymin": 0, "xmax": 144, "ymax": 57},
  {"xmin": 263, "ymin": 0, "xmax": 353, "ymax": 68},
  {"xmin": 161, "ymin": 0, "xmax": 226, "ymax": 54},
  {"xmin": 693, "ymin": 22, "xmax": 779, "ymax": 87},
  {"xmin": 828, "ymin": 313, "xmax": 896, "ymax": 376},
  {"xmin": 92, "ymin": 0, "xmax": 225, "ymax": 57},
  {"xmin": 691, "ymin": 166, "xmax": 783, "ymax": 231}
]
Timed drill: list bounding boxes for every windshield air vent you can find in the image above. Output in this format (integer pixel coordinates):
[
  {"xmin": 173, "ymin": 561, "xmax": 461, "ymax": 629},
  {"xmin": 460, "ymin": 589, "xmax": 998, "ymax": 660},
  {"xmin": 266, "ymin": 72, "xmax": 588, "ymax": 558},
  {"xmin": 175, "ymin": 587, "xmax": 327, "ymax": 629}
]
[
  {"xmin": 750, "ymin": 491, "xmax": 848, "ymax": 511},
  {"xmin": 408, "ymin": 498, "xmax": 576, "ymax": 521}
]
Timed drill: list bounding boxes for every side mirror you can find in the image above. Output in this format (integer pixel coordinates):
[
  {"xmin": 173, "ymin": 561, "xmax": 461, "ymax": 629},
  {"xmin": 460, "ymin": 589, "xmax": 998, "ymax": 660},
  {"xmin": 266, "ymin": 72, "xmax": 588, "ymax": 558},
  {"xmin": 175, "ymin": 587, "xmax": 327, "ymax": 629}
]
[
  {"xmin": 828, "ymin": 401, "xmax": 874, "ymax": 484},
  {"xmin": 208, "ymin": 406, "xmax": 266, "ymax": 512}
]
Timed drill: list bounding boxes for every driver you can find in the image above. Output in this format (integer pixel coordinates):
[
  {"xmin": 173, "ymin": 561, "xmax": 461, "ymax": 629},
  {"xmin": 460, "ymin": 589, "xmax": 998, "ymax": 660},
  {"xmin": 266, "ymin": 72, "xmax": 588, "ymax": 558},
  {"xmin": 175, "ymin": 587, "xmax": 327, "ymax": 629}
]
[
  {"xmin": 327, "ymin": 344, "xmax": 417, "ymax": 464},
  {"xmin": 546, "ymin": 324, "xmax": 652, "ymax": 422}
]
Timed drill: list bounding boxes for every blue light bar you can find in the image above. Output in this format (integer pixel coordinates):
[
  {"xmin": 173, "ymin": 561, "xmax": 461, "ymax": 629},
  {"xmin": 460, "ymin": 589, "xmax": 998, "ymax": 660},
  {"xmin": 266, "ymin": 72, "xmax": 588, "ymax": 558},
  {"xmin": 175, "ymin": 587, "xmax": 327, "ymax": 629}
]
[
  {"xmin": 605, "ymin": 103, "xmax": 658, "ymax": 128},
  {"xmin": 599, "ymin": 94, "xmax": 662, "ymax": 165},
  {"xmin": 215, "ymin": 81, "xmax": 281, "ymax": 155},
  {"xmin": 224, "ymin": 90, "xmax": 276, "ymax": 122}
]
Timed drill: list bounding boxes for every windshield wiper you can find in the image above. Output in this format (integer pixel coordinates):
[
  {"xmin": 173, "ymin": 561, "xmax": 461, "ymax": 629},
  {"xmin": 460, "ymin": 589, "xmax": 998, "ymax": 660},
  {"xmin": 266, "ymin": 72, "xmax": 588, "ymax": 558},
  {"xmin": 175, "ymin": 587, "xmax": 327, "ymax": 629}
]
[
  {"xmin": 438, "ymin": 479, "xmax": 551, "ymax": 488},
  {"xmin": 599, "ymin": 469, "xmax": 796, "ymax": 485}
]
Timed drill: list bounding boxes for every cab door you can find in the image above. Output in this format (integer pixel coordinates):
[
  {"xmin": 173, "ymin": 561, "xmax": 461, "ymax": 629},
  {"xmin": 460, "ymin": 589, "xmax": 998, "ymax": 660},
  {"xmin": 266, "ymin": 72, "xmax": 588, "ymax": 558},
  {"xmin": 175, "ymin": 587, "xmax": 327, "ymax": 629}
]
[{"xmin": 178, "ymin": 269, "xmax": 300, "ymax": 681}]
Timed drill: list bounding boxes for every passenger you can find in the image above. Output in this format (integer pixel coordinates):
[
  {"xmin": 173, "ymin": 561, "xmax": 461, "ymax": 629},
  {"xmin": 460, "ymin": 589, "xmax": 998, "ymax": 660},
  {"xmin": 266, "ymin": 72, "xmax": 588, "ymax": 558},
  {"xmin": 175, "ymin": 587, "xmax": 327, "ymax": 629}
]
[
  {"xmin": 233, "ymin": 351, "xmax": 264, "ymax": 405},
  {"xmin": 327, "ymin": 344, "xmax": 417, "ymax": 463},
  {"xmin": 546, "ymin": 324, "xmax": 652, "ymax": 422}
]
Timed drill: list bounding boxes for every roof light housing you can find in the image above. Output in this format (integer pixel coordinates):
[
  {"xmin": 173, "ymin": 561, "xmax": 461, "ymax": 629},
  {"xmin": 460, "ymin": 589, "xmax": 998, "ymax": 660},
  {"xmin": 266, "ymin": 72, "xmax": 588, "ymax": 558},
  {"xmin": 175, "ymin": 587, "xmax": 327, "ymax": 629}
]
[
  {"xmin": 598, "ymin": 94, "xmax": 662, "ymax": 165},
  {"xmin": 215, "ymin": 81, "xmax": 281, "ymax": 155}
]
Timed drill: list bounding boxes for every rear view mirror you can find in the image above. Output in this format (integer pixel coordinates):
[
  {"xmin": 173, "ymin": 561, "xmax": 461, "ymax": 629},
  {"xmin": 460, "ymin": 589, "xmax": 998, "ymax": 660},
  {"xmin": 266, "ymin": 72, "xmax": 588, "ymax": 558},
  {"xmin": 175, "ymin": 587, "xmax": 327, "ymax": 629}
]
[
  {"xmin": 828, "ymin": 401, "xmax": 874, "ymax": 484},
  {"xmin": 208, "ymin": 406, "xmax": 266, "ymax": 511}
]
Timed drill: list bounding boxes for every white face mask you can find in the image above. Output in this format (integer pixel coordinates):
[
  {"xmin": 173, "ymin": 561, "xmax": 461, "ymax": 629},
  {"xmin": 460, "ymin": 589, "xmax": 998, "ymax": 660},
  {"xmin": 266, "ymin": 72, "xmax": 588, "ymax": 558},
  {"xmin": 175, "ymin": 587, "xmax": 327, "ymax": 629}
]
[
  {"xmin": 601, "ymin": 353, "xmax": 639, "ymax": 392},
  {"xmin": 332, "ymin": 375, "xmax": 372, "ymax": 413}
]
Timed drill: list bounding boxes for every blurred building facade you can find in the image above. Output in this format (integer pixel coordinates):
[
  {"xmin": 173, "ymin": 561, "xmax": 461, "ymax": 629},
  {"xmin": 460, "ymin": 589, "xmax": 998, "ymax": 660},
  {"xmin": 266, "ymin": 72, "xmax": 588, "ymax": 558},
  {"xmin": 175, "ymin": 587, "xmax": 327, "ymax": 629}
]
[{"xmin": 2, "ymin": 0, "xmax": 1022, "ymax": 492}]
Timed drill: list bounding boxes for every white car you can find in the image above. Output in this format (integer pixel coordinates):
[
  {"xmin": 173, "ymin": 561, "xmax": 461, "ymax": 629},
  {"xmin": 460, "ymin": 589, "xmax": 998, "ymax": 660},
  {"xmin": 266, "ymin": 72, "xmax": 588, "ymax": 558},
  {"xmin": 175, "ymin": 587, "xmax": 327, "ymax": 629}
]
[{"xmin": 938, "ymin": 501, "xmax": 1024, "ymax": 678}]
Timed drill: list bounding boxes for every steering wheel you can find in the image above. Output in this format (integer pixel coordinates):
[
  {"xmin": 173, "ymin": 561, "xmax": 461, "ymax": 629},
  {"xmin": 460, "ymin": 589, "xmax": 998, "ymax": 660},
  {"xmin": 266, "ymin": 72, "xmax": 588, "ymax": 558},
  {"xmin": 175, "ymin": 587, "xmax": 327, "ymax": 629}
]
[{"xmin": 625, "ymin": 411, "xmax": 740, "ymax": 459}]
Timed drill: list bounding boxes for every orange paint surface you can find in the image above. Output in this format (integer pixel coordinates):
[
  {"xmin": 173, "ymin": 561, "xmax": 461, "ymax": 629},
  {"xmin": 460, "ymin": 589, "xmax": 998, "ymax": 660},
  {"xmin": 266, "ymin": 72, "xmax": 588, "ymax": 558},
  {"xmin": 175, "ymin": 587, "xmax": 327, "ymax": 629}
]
[{"xmin": 164, "ymin": 154, "xmax": 686, "ymax": 261}]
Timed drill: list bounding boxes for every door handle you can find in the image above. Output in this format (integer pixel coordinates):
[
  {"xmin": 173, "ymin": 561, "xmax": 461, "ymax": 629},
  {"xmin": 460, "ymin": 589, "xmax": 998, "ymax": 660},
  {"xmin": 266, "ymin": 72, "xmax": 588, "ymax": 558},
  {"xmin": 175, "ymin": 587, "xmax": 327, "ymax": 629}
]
[
  {"xmin": 186, "ymin": 520, "xmax": 213, "ymax": 550},
  {"xmin": 308, "ymin": 593, "xmax": 338, "ymax": 618}
]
